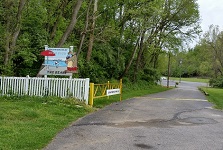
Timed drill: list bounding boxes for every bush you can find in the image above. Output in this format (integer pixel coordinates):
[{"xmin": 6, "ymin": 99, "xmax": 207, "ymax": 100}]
[
  {"xmin": 140, "ymin": 68, "xmax": 160, "ymax": 84},
  {"xmin": 209, "ymin": 76, "xmax": 223, "ymax": 88}
]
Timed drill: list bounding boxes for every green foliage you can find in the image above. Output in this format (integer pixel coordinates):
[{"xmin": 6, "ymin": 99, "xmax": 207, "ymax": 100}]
[
  {"xmin": 0, "ymin": 0, "xmax": 201, "ymax": 83},
  {"xmin": 78, "ymin": 41, "xmax": 126, "ymax": 83},
  {"xmin": 209, "ymin": 76, "xmax": 223, "ymax": 88},
  {"xmin": 140, "ymin": 68, "xmax": 160, "ymax": 83}
]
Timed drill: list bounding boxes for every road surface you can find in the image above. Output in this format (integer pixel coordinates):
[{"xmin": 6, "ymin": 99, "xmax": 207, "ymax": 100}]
[{"xmin": 44, "ymin": 80, "xmax": 223, "ymax": 150}]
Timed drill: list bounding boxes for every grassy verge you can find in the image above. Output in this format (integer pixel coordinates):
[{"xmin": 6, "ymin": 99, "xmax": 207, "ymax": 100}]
[
  {"xmin": 0, "ymin": 96, "xmax": 93, "ymax": 150},
  {"xmin": 200, "ymin": 87, "xmax": 223, "ymax": 109},
  {"xmin": 0, "ymin": 83, "xmax": 170, "ymax": 150},
  {"xmin": 170, "ymin": 77, "xmax": 209, "ymax": 83}
]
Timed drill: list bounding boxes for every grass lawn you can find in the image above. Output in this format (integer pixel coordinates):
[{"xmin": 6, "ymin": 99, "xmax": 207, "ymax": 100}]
[
  {"xmin": 170, "ymin": 77, "xmax": 209, "ymax": 83},
  {"xmin": 0, "ymin": 96, "xmax": 93, "ymax": 150},
  {"xmin": 200, "ymin": 87, "xmax": 223, "ymax": 110},
  {"xmin": 0, "ymin": 84, "xmax": 169, "ymax": 150}
]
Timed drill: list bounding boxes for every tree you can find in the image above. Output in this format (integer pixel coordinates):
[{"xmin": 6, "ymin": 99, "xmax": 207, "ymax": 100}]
[
  {"xmin": 146, "ymin": 0, "xmax": 200, "ymax": 69},
  {"xmin": 0, "ymin": 0, "xmax": 27, "ymax": 75},
  {"xmin": 77, "ymin": 0, "xmax": 93, "ymax": 58},
  {"xmin": 202, "ymin": 25, "xmax": 223, "ymax": 77},
  {"xmin": 56, "ymin": 0, "xmax": 83, "ymax": 47},
  {"xmin": 86, "ymin": 0, "xmax": 98, "ymax": 62},
  {"xmin": 116, "ymin": 0, "xmax": 200, "ymax": 80},
  {"xmin": 0, "ymin": 0, "xmax": 201, "ymax": 83}
]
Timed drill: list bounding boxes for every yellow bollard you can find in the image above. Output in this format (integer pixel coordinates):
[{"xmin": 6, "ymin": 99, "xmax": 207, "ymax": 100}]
[
  {"xmin": 120, "ymin": 79, "xmax": 122, "ymax": 101},
  {"xmin": 107, "ymin": 81, "xmax": 110, "ymax": 99},
  {"xmin": 89, "ymin": 83, "xmax": 94, "ymax": 106}
]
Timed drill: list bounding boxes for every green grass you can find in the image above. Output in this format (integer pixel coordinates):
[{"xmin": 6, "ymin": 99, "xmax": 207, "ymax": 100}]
[
  {"xmin": 200, "ymin": 87, "xmax": 223, "ymax": 109},
  {"xmin": 170, "ymin": 77, "xmax": 209, "ymax": 83},
  {"xmin": 0, "ymin": 83, "xmax": 170, "ymax": 150},
  {"xmin": 0, "ymin": 96, "xmax": 93, "ymax": 150}
]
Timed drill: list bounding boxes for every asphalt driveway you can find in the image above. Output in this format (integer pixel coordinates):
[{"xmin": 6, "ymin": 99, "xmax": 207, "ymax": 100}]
[{"xmin": 44, "ymin": 80, "xmax": 223, "ymax": 150}]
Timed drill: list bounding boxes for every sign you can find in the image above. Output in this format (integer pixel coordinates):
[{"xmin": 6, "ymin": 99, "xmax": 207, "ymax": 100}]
[
  {"xmin": 39, "ymin": 66, "xmax": 72, "ymax": 76},
  {"xmin": 43, "ymin": 48, "xmax": 70, "ymax": 67},
  {"xmin": 38, "ymin": 45, "xmax": 78, "ymax": 76},
  {"xmin": 106, "ymin": 89, "xmax": 120, "ymax": 96}
]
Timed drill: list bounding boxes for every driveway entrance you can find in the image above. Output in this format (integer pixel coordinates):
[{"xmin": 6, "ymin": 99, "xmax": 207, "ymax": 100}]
[{"xmin": 44, "ymin": 81, "xmax": 223, "ymax": 150}]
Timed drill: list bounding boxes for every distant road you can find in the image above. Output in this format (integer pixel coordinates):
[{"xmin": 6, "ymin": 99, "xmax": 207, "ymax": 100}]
[{"xmin": 44, "ymin": 81, "xmax": 223, "ymax": 150}]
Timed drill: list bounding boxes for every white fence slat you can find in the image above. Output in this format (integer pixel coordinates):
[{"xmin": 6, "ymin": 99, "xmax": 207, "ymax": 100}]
[
  {"xmin": 63, "ymin": 79, "xmax": 66, "ymax": 97},
  {"xmin": 55, "ymin": 79, "xmax": 59, "ymax": 96}
]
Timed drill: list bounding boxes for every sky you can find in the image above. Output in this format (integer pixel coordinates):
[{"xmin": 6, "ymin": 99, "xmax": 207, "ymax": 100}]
[
  {"xmin": 189, "ymin": 0, "xmax": 223, "ymax": 46},
  {"xmin": 198, "ymin": 0, "xmax": 223, "ymax": 33}
]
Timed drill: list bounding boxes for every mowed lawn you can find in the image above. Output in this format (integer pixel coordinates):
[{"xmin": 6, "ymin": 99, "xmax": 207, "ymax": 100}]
[
  {"xmin": 0, "ymin": 96, "xmax": 92, "ymax": 150},
  {"xmin": 170, "ymin": 77, "xmax": 209, "ymax": 83},
  {"xmin": 201, "ymin": 87, "xmax": 223, "ymax": 110}
]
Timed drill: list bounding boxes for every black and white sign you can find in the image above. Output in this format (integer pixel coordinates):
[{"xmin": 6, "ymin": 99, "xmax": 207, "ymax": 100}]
[{"xmin": 106, "ymin": 89, "xmax": 120, "ymax": 96}]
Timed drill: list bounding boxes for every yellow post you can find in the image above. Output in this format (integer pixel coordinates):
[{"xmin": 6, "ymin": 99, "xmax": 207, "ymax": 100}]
[
  {"xmin": 120, "ymin": 79, "xmax": 122, "ymax": 101},
  {"xmin": 89, "ymin": 83, "xmax": 94, "ymax": 106},
  {"xmin": 107, "ymin": 81, "xmax": 110, "ymax": 99}
]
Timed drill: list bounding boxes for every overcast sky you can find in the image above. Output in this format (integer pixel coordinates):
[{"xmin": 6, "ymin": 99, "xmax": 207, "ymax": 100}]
[
  {"xmin": 198, "ymin": 0, "xmax": 223, "ymax": 33},
  {"xmin": 188, "ymin": 0, "xmax": 223, "ymax": 47}
]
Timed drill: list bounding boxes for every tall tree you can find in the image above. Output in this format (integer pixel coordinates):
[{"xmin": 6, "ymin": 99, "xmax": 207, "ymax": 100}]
[
  {"xmin": 86, "ymin": 0, "xmax": 98, "ymax": 62},
  {"xmin": 77, "ymin": 0, "xmax": 93, "ymax": 58},
  {"xmin": 56, "ymin": 0, "xmax": 83, "ymax": 47},
  {"xmin": 203, "ymin": 25, "xmax": 223, "ymax": 77},
  {"xmin": 0, "ymin": 0, "xmax": 27, "ymax": 74}
]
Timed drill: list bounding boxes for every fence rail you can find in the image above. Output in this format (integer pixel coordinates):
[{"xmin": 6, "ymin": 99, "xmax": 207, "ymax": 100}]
[
  {"xmin": 0, "ymin": 76, "xmax": 90, "ymax": 104},
  {"xmin": 89, "ymin": 79, "xmax": 122, "ymax": 106}
]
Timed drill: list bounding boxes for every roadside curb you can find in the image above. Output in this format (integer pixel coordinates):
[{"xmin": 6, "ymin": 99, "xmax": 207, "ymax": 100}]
[{"xmin": 199, "ymin": 88, "xmax": 209, "ymax": 96}]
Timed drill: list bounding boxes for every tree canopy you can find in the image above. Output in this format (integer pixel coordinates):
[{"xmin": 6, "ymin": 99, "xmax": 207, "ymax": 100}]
[{"xmin": 0, "ymin": 0, "xmax": 200, "ymax": 83}]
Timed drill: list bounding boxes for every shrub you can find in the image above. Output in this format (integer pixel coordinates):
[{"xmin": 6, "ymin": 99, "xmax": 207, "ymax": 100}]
[
  {"xmin": 140, "ymin": 68, "xmax": 160, "ymax": 84},
  {"xmin": 209, "ymin": 76, "xmax": 223, "ymax": 88}
]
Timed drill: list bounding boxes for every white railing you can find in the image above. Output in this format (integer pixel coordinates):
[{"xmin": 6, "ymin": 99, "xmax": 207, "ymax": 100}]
[{"xmin": 0, "ymin": 76, "xmax": 90, "ymax": 104}]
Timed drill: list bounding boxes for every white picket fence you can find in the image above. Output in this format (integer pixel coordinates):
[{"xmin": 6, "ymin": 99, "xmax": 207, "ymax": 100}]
[{"xmin": 0, "ymin": 76, "xmax": 90, "ymax": 104}]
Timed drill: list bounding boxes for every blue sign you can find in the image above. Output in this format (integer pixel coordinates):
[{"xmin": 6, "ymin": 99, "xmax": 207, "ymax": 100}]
[{"xmin": 44, "ymin": 48, "xmax": 69, "ymax": 67}]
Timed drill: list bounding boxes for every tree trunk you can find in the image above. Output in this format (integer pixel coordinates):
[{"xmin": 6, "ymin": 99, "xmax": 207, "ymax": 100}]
[
  {"xmin": 86, "ymin": 0, "xmax": 98, "ymax": 62},
  {"xmin": 119, "ymin": 36, "xmax": 140, "ymax": 79},
  {"xmin": 49, "ymin": 1, "xmax": 68, "ymax": 41},
  {"xmin": 134, "ymin": 30, "xmax": 146, "ymax": 80},
  {"xmin": 4, "ymin": 34, "xmax": 10, "ymax": 66},
  {"xmin": 56, "ymin": 0, "xmax": 83, "ymax": 47},
  {"xmin": 4, "ymin": 0, "xmax": 26, "ymax": 66},
  {"xmin": 12, "ymin": 0, "xmax": 26, "ymax": 48},
  {"xmin": 77, "ymin": 0, "xmax": 92, "ymax": 58}
]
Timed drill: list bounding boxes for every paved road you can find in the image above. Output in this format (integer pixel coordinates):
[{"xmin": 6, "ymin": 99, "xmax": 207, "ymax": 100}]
[{"xmin": 44, "ymin": 81, "xmax": 223, "ymax": 150}]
